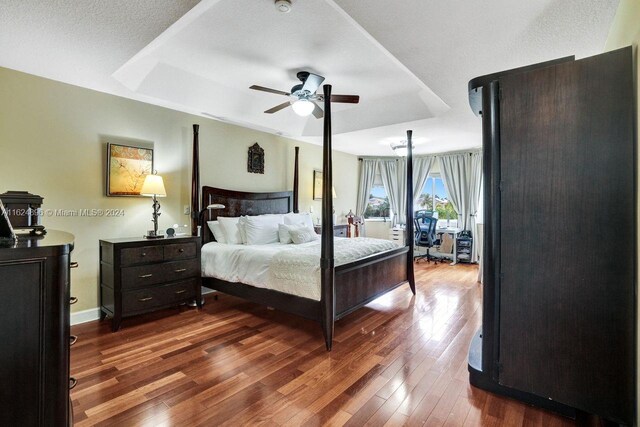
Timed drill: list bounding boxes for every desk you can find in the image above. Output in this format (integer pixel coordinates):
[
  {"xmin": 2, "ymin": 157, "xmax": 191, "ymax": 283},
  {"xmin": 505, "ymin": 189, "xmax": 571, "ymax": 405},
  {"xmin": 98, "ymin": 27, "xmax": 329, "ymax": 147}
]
[{"xmin": 436, "ymin": 227, "xmax": 462, "ymax": 265}]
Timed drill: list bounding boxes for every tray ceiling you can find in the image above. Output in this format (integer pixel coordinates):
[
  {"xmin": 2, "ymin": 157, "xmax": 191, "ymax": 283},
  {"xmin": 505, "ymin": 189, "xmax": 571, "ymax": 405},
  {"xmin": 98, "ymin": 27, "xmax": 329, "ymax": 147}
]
[{"xmin": 0, "ymin": 0, "xmax": 618, "ymax": 155}]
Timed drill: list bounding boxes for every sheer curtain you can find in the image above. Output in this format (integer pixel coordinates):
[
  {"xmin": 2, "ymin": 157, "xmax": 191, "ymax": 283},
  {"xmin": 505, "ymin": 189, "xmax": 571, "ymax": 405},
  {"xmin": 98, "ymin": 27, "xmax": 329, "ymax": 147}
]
[
  {"xmin": 379, "ymin": 159, "xmax": 406, "ymax": 226},
  {"xmin": 412, "ymin": 156, "xmax": 435, "ymax": 203},
  {"xmin": 438, "ymin": 153, "xmax": 470, "ymax": 229},
  {"xmin": 438, "ymin": 151, "xmax": 483, "ymax": 262},
  {"xmin": 355, "ymin": 159, "xmax": 378, "ymax": 217},
  {"xmin": 468, "ymin": 152, "xmax": 482, "ymax": 262}
]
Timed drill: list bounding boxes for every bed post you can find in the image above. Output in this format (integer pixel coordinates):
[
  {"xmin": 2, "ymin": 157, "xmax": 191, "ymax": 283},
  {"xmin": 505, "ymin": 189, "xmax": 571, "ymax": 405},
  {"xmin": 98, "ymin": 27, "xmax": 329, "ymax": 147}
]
[
  {"xmin": 191, "ymin": 124, "xmax": 200, "ymax": 236},
  {"xmin": 293, "ymin": 146, "xmax": 299, "ymax": 213},
  {"xmin": 320, "ymin": 84, "xmax": 335, "ymax": 351},
  {"xmin": 406, "ymin": 130, "xmax": 416, "ymax": 294}
]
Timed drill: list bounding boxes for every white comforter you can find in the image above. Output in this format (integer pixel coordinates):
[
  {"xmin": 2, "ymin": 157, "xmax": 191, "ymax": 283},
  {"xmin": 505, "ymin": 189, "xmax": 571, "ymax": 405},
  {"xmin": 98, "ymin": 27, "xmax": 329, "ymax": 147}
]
[{"xmin": 201, "ymin": 237, "xmax": 399, "ymax": 301}]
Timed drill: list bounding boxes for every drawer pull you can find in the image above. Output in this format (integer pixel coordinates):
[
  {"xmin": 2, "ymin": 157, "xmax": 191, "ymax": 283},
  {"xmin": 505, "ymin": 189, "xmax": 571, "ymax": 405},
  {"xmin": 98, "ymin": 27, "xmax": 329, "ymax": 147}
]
[
  {"xmin": 69, "ymin": 335, "xmax": 78, "ymax": 346},
  {"xmin": 174, "ymin": 268, "xmax": 187, "ymax": 273},
  {"xmin": 179, "ymin": 248, "xmax": 185, "ymax": 253},
  {"xmin": 138, "ymin": 296, "xmax": 153, "ymax": 302},
  {"xmin": 174, "ymin": 289, "xmax": 187, "ymax": 294},
  {"xmin": 141, "ymin": 252, "xmax": 146, "ymax": 257},
  {"xmin": 70, "ymin": 262, "xmax": 79, "ymax": 269},
  {"xmin": 138, "ymin": 274, "xmax": 153, "ymax": 278},
  {"xmin": 69, "ymin": 377, "xmax": 78, "ymax": 390},
  {"xmin": 69, "ymin": 297, "xmax": 78, "ymax": 305}
]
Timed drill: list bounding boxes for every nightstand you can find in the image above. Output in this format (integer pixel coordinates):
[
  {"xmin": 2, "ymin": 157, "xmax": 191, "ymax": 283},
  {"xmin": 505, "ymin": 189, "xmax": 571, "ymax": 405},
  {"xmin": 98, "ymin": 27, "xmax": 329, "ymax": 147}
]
[
  {"xmin": 99, "ymin": 235, "xmax": 201, "ymax": 331},
  {"xmin": 314, "ymin": 224, "xmax": 349, "ymax": 237}
]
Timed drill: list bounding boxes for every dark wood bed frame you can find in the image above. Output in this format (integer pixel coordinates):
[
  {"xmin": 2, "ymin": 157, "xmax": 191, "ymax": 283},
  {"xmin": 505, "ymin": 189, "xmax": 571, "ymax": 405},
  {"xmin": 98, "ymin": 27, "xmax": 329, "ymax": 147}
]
[{"xmin": 191, "ymin": 85, "xmax": 416, "ymax": 350}]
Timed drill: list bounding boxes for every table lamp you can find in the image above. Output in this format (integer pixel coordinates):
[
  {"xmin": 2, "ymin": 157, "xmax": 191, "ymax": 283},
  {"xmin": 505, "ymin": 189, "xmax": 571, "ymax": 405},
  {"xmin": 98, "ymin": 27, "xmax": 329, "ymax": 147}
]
[{"xmin": 140, "ymin": 174, "xmax": 166, "ymax": 239}]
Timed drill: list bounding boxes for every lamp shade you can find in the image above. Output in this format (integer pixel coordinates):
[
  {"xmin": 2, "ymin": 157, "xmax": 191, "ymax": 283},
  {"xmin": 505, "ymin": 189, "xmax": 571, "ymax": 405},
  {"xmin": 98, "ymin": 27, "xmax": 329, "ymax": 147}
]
[
  {"xmin": 206, "ymin": 204, "xmax": 225, "ymax": 209},
  {"xmin": 291, "ymin": 99, "xmax": 315, "ymax": 117},
  {"xmin": 140, "ymin": 174, "xmax": 166, "ymax": 197}
]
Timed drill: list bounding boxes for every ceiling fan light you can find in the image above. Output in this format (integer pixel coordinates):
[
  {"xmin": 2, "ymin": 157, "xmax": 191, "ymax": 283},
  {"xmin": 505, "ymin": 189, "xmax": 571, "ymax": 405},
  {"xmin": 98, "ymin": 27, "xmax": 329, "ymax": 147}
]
[
  {"xmin": 291, "ymin": 99, "xmax": 314, "ymax": 117},
  {"xmin": 390, "ymin": 140, "xmax": 414, "ymax": 157}
]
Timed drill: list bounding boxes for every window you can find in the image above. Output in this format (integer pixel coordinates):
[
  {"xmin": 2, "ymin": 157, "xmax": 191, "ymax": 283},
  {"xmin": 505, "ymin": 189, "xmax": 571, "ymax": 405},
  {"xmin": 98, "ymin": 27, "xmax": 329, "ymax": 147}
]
[
  {"xmin": 364, "ymin": 185, "xmax": 391, "ymax": 219},
  {"xmin": 417, "ymin": 175, "xmax": 458, "ymax": 226}
]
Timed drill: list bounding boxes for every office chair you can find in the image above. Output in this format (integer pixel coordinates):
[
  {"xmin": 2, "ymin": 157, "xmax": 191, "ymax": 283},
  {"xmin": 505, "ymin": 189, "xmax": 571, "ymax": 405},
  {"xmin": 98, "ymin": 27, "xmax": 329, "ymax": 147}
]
[
  {"xmin": 414, "ymin": 210, "xmax": 433, "ymax": 223},
  {"xmin": 414, "ymin": 216, "xmax": 442, "ymax": 263}
]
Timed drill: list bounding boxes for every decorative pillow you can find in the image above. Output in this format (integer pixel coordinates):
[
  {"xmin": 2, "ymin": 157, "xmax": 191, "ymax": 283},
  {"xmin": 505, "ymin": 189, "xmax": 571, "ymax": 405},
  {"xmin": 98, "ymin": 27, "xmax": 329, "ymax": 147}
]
[
  {"xmin": 244, "ymin": 214, "xmax": 285, "ymax": 245},
  {"xmin": 285, "ymin": 224, "xmax": 319, "ymax": 244},
  {"xmin": 284, "ymin": 212, "xmax": 314, "ymax": 229},
  {"xmin": 207, "ymin": 221, "xmax": 227, "ymax": 243},
  {"xmin": 217, "ymin": 216, "xmax": 243, "ymax": 244}
]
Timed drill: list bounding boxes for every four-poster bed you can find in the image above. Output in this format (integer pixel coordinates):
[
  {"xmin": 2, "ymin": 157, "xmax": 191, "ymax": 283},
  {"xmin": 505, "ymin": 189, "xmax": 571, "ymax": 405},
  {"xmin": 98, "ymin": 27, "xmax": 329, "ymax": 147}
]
[{"xmin": 191, "ymin": 85, "xmax": 416, "ymax": 350}]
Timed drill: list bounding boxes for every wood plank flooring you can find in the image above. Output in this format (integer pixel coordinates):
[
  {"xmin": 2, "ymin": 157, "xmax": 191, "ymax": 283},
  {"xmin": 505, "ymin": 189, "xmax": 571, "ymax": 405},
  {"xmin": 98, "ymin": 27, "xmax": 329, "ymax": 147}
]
[{"xmin": 71, "ymin": 262, "xmax": 576, "ymax": 426}]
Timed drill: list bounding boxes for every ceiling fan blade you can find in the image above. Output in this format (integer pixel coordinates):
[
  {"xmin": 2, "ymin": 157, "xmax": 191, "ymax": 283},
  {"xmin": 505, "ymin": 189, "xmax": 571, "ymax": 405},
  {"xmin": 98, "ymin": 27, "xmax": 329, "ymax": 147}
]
[
  {"xmin": 301, "ymin": 73, "xmax": 325, "ymax": 94},
  {"xmin": 264, "ymin": 101, "xmax": 291, "ymax": 114},
  {"xmin": 331, "ymin": 94, "xmax": 360, "ymax": 103},
  {"xmin": 312, "ymin": 102, "xmax": 324, "ymax": 119},
  {"xmin": 250, "ymin": 85, "xmax": 290, "ymax": 96}
]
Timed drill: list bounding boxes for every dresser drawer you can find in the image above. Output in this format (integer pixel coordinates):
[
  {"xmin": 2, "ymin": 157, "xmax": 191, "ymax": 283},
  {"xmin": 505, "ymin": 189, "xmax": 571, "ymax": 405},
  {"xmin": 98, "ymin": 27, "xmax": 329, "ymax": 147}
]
[
  {"xmin": 164, "ymin": 242, "xmax": 197, "ymax": 260},
  {"xmin": 121, "ymin": 259, "xmax": 199, "ymax": 289},
  {"xmin": 122, "ymin": 279, "xmax": 197, "ymax": 314},
  {"xmin": 121, "ymin": 245, "xmax": 163, "ymax": 266}
]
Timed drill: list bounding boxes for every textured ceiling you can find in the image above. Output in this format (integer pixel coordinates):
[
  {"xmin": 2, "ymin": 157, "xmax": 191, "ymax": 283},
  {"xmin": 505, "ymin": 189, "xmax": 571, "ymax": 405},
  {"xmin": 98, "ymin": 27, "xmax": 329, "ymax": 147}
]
[{"xmin": 0, "ymin": 0, "xmax": 619, "ymax": 155}]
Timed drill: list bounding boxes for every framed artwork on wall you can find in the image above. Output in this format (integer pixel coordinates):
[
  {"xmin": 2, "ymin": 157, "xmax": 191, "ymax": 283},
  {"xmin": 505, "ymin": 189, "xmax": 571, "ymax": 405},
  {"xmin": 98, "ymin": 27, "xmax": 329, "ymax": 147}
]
[
  {"xmin": 106, "ymin": 143, "xmax": 154, "ymax": 196},
  {"xmin": 313, "ymin": 169, "xmax": 322, "ymax": 200},
  {"xmin": 247, "ymin": 142, "xmax": 265, "ymax": 174}
]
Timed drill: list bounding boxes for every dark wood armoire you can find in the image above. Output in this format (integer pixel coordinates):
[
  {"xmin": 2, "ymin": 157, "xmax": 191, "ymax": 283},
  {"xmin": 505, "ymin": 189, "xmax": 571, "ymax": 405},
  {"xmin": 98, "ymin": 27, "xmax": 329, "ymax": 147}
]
[{"xmin": 468, "ymin": 47, "xmax": 636, "ymax": 425}]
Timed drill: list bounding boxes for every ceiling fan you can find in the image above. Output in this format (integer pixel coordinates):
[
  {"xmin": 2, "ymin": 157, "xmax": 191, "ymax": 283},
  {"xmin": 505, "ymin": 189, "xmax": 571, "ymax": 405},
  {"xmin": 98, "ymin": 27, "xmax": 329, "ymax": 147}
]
[{"xmin": 250, "ymin": 71, "xmax": 359, "ymax": 118}]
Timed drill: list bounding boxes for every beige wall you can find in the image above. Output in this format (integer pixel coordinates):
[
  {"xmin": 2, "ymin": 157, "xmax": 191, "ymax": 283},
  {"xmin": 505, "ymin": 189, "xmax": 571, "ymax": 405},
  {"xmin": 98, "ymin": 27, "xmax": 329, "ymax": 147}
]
[
  {"xmin": 604, "ymin": 0, "xmax": 640, "ymax": 418},
  {"xmin": 0, "ymin": 67, "xmax": 358, "ymax": 314}
]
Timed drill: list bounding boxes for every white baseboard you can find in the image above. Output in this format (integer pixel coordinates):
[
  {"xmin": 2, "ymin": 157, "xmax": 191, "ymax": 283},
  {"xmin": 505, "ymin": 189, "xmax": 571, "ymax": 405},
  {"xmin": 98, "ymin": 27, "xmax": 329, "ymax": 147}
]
[
  {"xmin": 71, "ymin": 308, "xmax": 101, "ymax": 326},
  {"xmin": 70, "ymin": 288, "xmax": 216, "ymax": 326}
]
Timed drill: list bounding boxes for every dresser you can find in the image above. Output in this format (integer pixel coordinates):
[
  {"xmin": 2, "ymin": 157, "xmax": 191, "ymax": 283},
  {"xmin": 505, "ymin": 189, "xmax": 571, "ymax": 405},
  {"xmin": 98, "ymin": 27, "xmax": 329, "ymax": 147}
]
[
  {"xmin": 313, "ymin": 224, "xmax": 349, "ymax": 237},
  {"xmin": 99, "ymin": 236, "xmax": 201, "ymax": 331},
  {"xmin": 0, "ymin": 230, "xmax": 75, "ymax": 426}
]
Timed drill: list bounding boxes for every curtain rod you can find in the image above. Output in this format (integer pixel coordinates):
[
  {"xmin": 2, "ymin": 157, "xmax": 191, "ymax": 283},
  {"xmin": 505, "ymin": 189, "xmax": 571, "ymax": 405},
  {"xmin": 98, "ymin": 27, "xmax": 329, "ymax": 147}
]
[{"xmin": 358, "ymin": 148, "xmax": 481, "ymax": 161}]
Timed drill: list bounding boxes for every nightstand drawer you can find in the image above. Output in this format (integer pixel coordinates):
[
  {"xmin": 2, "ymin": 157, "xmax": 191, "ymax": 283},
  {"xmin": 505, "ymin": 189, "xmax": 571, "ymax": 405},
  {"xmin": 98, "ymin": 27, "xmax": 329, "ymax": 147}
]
[
  {"xmin": 122, "ymin": 279, "xmax": 197, "ymax": 314},
  {"xmin": 164, "ymin": 242, "xmax": 197, "ymax": 261},
  {"xmin": 121, "ymin": 245, "xmax": 163, "ymax": 266},
  {"xmin": 121, "ymin": 264, "xmax": 164, "ymax": 289},
  {"xmin": 121, "ymin": 259, "xmax": 199, "ymax": 289},
  {"xmin": 162, "ymin": 259, "xmax": 200, "ymax": 281},
  {"xmin": 335, "ymin": 227, "xmax": 347, "ymax": 237}
]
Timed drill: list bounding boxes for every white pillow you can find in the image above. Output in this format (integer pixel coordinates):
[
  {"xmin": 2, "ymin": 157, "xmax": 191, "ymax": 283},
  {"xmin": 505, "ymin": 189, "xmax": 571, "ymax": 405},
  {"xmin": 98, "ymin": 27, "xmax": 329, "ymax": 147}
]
[
  {"xmin": 278, "ymin": 223, "xmax": 293, "ymax": 244},
  {"xmin": 244, "ymin": 214, "xmax": 284, "ymax": 245},
  {"xmin": 238, "ymin": 216, "xmax": 248, "ymax": 244},
  {"xmin": 217, "ymin": 216, "xmax": 243, "ymax": 244},
  {"xmin": 284, "ymin": 212, "xmax": 314, "ymax": 229},
  {"xmin": 207, "ymin": 221, "xmax": 227, "ymax": 243}
]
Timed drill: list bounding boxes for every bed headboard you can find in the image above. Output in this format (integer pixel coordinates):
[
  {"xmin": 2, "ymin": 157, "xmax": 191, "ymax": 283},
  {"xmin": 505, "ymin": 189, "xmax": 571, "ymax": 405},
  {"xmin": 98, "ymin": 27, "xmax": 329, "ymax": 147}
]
[{"xmin": 200, "ymin": 186, "xmax": 293, "ymax": 244}]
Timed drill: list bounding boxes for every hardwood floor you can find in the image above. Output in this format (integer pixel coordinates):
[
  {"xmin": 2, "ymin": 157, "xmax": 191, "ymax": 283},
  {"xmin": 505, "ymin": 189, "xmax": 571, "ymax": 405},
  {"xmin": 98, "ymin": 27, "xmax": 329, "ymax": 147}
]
[{"xmin": 71, "ymin": 262, "xmax": 576, "ymax": 426}]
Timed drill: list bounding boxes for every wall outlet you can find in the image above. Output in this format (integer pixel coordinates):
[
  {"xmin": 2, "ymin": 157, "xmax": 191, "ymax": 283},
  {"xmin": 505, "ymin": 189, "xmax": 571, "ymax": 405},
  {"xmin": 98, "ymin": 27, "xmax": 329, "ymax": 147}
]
[{"xmin": 183, "ymin": 205, "xmax": 190, "ymax": 215}]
